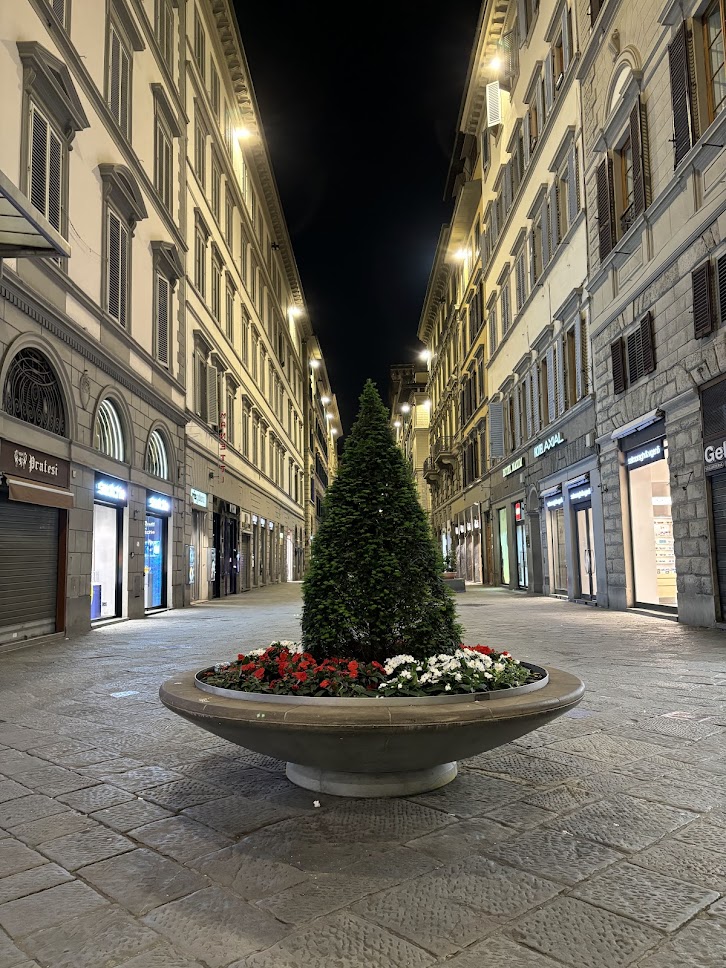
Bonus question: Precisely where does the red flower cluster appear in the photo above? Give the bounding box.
[463,644,495,655]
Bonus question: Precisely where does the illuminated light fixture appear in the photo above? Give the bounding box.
[489,54,502,71]
[331,428,338,436]
[454,248,467,260]
[325,412,333,420]
[424,398,432,408]
[420,349,432,362]
[236,126,252,140]
[310,359,321,369]
[394,420,402,428]
[288,306,302,317]
[321,395,330,404]
[400,403,411,414]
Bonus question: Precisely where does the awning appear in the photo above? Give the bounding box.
[611,409,663,441]
[0,168,71,259]
[6,477,74,509]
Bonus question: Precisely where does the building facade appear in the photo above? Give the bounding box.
[0,0,339,648]
[580,0,726,625]
[390,363,431,516]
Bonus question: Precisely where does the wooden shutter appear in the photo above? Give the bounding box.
[562,6,571,70]
[531,367,540,431]
[108,211,121,321]
[668,22,695,168]
[640,311,655,374]
[630,100,648,216]
[692,263,714,338]
[489,400,504,457]
[525,373,533,438]
[120,44,130,137]
[550,183,560,250]
[544,52,554,112]
[596,157,615,260]
[30,106,48,216]
[51,0,66,22]
[47,129,61,231]
[556,335,566,416]
[541,199,550,267]
[109,26,121,125]
[119,221,128,328]
[527,230,536,288]
[523,110,531,167]
[513,390,521,447]
[546,345,556,421]
[575,313,584,399]
[156,274,169,365]
[567,145,578,224]
[611,338,626,393]
[517,0,527,43]
[718,253,726,323]
[207,363,219,425]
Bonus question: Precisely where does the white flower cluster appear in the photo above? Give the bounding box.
[275,640,304,654]
[213,661,231,673]
[379,648,523,693]
[383,655,416,675]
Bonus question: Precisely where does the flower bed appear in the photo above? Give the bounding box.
[198,641,539,698]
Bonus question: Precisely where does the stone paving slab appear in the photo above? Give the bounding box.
[0,584,724,968]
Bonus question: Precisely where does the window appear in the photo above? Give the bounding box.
[108,22,131,137]
[154,114,173,212]
[106,208,129,327]
[154,0,173,70]
[28,104,62,234]
[145,429,169,479]
[626,312,656,384]
[211,250,221,321]
[241,310,249,366]
[211,154,221,221]
[597,102,648,258]
[618,135,635,233]
[515,248,527,312]
[242,406,250,457]
[239,230,249,286]
[693,262,715,338]
[95,399,125,461]
[539,354,550,425]
[194,345,208,417]
[155,272,170,366]
[225,189,234,250]
[194,224,206,296]
[500,277,511,335]
[194,114,206,186]
[252,330,259,381]
[224,102,233,155]
[488,298,498,355]
[704,0,726,121]
[226,387,235,446]
[226,282,234,342]
[210,61,220,118]
[194,7,206,81]
[531,215,543,284]
[565,326,577,409]
[2,348,67,437]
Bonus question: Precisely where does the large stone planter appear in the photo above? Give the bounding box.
[159,664,585,797]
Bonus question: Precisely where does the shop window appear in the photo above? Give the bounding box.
[628,441,676,608]
[145,429,169,479]
[2,348,67,437]
[95,398,125,461]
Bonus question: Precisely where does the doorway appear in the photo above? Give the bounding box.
[575,504,597,600]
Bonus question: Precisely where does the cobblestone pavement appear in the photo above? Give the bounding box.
[1,585,725,967]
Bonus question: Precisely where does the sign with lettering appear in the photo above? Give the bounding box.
[95,474,128,506]
[502,456,524,478]
[533,432,565,458]
[0,439,70,488]
[147,491,172,516]
[190,487,208,508]
[704,440,726,475]
[626,441,664,469]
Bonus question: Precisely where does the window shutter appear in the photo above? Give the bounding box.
[692,263,714,338]
[207,363,219,425]
[120,45,130,137]
[668,22,695,168]
[611,338,626,393]
[575,313,584,399]
[596,157,614,260]
[156,274,169,366]
[523,111,531,167]
[51,0,66,22]
[513,390,521,447]
[486,81,502,126]
[536,83,545,138]
[29,107,48,216]
[640,311,655,375]
[108,211,121,321]
[528,230,536,288]
[531,367,540,431]
[562,6,571,70]
[517,0,527,43]
[47,129,62,231]
[549,183,559,250]
[109,26,121,125]
[119,222,128,328]
[630,100,648,216]
[525,373,533,438]
[544,52,554,112]
[718,254,726,323]
[547,345,556,421]
[489,400,505,457]
[541,199,550,267]
[556,335,566,416]
[567,145,578,224]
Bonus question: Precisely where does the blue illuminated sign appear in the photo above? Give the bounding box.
[95,475,128,506]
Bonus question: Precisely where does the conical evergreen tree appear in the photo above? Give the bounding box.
[302,380,462,663]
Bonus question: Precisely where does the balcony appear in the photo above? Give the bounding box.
[423,457,441,484]
[433,437,457,468]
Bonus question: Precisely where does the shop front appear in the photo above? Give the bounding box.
[544,490,567,596]
[571,481,597,601]
[189,487,208,603]
[145,489,172,611]
[213,498,240,598]
[0,439,73,645]
[704,380,726,621]
[92,474,128,621]
[453,505,482,582]
[491,455,526,590]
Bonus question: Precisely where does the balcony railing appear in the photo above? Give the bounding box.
[423,457,440,483]
[433,437,457,468]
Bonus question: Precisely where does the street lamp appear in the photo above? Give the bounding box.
[310,359,320,369]
[401,403,411,414]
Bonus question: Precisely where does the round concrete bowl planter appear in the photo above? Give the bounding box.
[159,662,585,797]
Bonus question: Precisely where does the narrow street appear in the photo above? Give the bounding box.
[0,587,725,967]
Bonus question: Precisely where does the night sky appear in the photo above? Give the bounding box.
[233,1,482,433]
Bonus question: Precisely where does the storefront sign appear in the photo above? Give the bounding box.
[704,441,726,475]
[147,491,172,516]
[546,494,564,509]
[514,501,524,522]
[626,441,664,469]
[533,432,565,458]
[1,439,70,488]
[502,456,524,478]
[95,475,128,506]
[190,487,208,508]
[569,487,592,503]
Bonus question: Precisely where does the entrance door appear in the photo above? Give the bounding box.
[213,512,221,598]
[144,514,167,610]
[710,473,726,619]
[516,521,528,589]
[575,505,597,600]
[484,514,494,584]
[549,507,568,594]
[92,503,123,619]
[498,508,510,585]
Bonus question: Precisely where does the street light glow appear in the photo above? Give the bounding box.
[321,395,330,404]
[310,358,321,369]
[394,420,401,428]
[401,403,411,414]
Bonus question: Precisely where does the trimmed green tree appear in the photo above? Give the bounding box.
[302,379,462,664]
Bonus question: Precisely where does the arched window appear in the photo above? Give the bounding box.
[2,348,67,436]
[145,429,169,479]
[94,399,125,461]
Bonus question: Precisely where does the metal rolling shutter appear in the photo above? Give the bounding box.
[0,496,59,643]
[711,474,726,620]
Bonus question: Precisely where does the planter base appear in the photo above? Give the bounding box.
[286,761,457,797]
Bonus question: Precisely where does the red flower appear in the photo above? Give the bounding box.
[347,661,359,677]
[464,644,494,655]
[319,679,330,689]
[293,671,308,683]
[253,667,265,680]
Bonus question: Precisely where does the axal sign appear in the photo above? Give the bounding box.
[533,432,565,458]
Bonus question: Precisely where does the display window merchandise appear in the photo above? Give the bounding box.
[92,474,127,621]
[498,507,510,585]
[626,439,677,610]
[145,490,171,611]
[571,484,597,601]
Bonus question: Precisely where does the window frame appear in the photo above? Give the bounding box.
[106,18,132,139]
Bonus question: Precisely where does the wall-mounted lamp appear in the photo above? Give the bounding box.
[310,359,321,370]
[321,395,330,404]
[401,403,411,414]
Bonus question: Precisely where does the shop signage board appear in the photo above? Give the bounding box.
[626,440,664,469]
[1,438,70,488]
[569,487,592,502]
[533,432,565,458]
[502,456,524,478]
[147,491,172,516]
[546,493,564,509]
[95,474,128,506]
[704,440,726,475]
[190,487,208,508]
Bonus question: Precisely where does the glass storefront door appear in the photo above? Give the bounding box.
[628,441,677,608]
[515,521,528,589]
[144,514,167,610]
[91,502,122,620]
[575,504,597,600]
[548,506,567,594]
[498,507,510,585]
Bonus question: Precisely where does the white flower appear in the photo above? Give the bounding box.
[484,672,493,680]
[246,648,267,657]
[313,800,321,808]
[494,662,506,672]
[213,662,231,673]
[444,684,452,691]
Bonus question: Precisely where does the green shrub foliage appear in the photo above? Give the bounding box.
[302,380,463,663]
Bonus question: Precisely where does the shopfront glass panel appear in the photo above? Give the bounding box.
[549,507,567,593]
[576,505,597,599]
[145,515,166,609]
[629,451,677,607]
[498,508,510,585]
[516,522,528,588]
[92,503,120,620]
